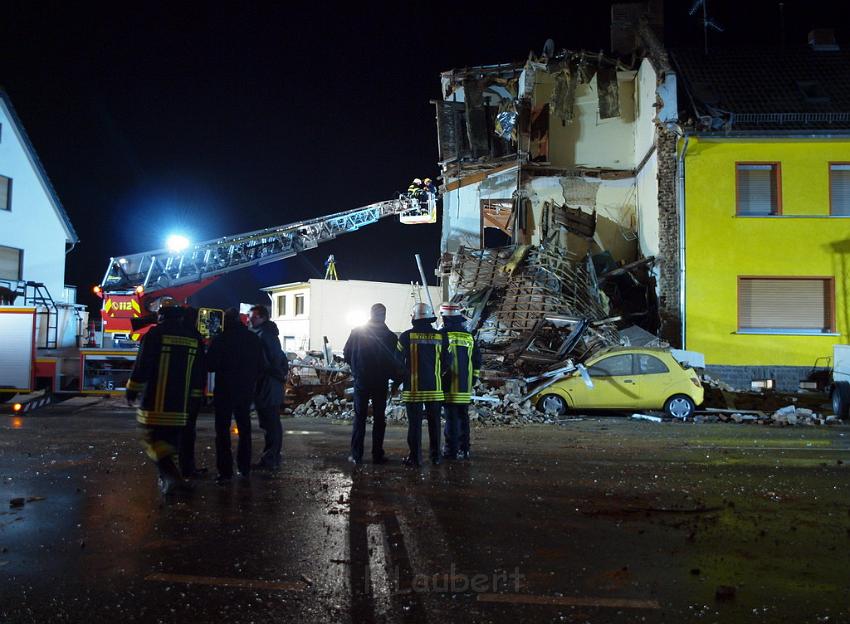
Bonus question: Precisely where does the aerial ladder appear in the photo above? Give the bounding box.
[94,195,435,338]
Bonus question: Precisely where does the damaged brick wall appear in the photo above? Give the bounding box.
[656,126,681,347]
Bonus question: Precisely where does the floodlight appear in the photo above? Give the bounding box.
[166,234,190,253]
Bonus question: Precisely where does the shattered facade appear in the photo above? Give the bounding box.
[433,5,679,373]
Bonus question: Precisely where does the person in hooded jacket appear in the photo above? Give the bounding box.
[343,303,400,465]
[250,304,289,470]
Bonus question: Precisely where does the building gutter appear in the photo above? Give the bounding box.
[677,134,690,350]
[690,131,850,139]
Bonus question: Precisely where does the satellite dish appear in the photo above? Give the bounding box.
[542,38,555,60]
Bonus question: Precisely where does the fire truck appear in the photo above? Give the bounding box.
[0,194,434,409]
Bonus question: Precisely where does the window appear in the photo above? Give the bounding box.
[0,245,22,280]
[0,175,11,211]
[736,163,781,216]
[284,336,296,351]
[588,354,633,377]
[738,277,834,333]
[294,294,305,316]
[635,354,669,375]
[276,295,286,316]
[830,164,850,216]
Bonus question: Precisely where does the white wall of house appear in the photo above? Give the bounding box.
[536,71,638,169]
[634,58,662,261]
[441,181,484,253]
[0,97,74,303]
[308,279,441,352]
[634,59,658,161]
[265,279,441,354]
[267,283,311,352]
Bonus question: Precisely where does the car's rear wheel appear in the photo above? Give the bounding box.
[537,394,568,416]
[831,381,850,419]
[664,394,695,419]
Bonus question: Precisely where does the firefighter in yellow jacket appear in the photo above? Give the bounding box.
[439,303,481,460]
[397,302,450,467]
[126,301,205,495]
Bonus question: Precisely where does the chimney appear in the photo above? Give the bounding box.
[808,28,839,51]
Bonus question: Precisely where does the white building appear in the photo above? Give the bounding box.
[0,89,84,348]
[261,279,442,353]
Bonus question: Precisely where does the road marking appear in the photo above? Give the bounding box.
[688,446,848,452]
[477,592,661,610]
[145,573,306,592]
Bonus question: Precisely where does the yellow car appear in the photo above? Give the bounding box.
[533,347,704,419]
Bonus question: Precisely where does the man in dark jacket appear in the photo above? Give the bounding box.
[343,303,400,465]
[397,302,451,467]
[250,304,289,471]
[126,302,205,495]
[206,308,264,482]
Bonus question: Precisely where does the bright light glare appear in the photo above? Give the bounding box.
[345,310,369,327]
[166,234,190,253]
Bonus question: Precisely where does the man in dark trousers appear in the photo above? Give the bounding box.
[439,303,481,460]
[250,304,288,471]
[343,303,399,465]
[178,306,207,478]
[126,300,205,495]
[397,302,451,467]
[206,308,264,483]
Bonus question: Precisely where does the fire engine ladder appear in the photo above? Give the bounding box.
[24,281,59,349]
[100,196,432,295]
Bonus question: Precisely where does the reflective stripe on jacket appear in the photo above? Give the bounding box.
[397,320,450,403]
[127,317,205,426]
[442,328,481,404]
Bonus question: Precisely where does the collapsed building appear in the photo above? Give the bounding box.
[433,2,679,372]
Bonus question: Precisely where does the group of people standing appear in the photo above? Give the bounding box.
[343,301,481,467]
[127,297,479,495]
[126,303,288,494]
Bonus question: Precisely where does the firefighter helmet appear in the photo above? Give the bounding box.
[439,302,462,317]
[413,178,422,185]
[411,302,435,320]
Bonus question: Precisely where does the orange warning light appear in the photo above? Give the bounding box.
[12,403,23,412]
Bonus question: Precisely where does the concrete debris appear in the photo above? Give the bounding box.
[703,405,836,427]
[631,413,663,423]
[290,384,562,427]
[443,243,619,373]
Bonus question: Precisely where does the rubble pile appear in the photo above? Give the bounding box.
[443,243,621,374]
[289,388,557,426]
[708,405,841,427]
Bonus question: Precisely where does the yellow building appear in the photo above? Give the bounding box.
[672,41,850,388]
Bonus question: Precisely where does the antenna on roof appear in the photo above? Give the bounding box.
[689,0,724,54]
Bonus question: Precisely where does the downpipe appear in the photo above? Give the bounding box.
[677,134,690,349]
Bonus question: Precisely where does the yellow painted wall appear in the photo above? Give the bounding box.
[684,138,850,366]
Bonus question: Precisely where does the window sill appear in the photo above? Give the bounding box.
[735,215,850,219]
[736,330,839,336]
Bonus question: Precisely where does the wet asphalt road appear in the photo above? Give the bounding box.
[1,402,849,623]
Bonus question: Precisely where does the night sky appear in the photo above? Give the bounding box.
[1,1,846,312]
